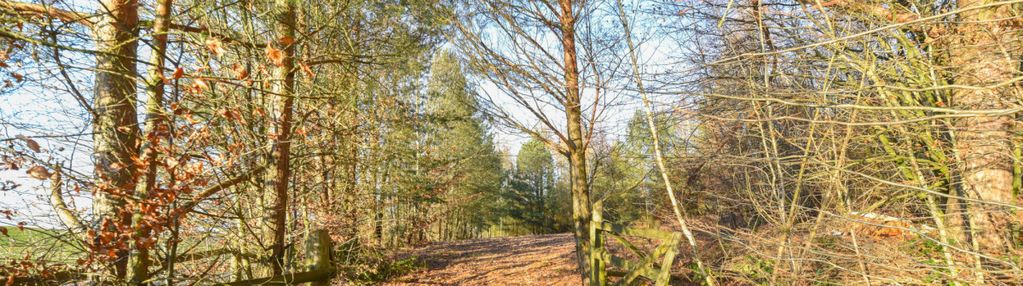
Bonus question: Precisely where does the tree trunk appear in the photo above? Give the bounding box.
[267,0,297,276]
[91,0,140,280]
[130,0,173,282]
[557,0,592,281]
[950,0,1020,256]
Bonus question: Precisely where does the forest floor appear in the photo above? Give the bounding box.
[382,233,582,285]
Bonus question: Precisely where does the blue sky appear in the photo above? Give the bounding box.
[0,0,689,228]
[470,0,687,154]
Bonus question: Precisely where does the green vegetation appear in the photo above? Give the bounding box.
[0,228,80,262]
[0,0,1021,284]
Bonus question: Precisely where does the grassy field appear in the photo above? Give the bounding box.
[0,227,83,263]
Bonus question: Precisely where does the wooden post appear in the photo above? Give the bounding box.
[654,233,682,286]
[306,229,332,286]
[587,200,686,285]
[590,201,606,286]
[218,229,332,285]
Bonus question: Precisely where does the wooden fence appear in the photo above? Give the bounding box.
[589,202,682,286]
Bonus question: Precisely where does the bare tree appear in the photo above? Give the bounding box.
[447,0,634,279]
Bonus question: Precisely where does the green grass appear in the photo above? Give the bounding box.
[0,227,83,263]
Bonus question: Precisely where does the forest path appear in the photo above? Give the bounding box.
[384,233,582,285]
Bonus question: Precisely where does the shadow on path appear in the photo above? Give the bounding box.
[384,233,581,286]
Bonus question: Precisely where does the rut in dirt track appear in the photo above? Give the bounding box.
[384,233,582,285]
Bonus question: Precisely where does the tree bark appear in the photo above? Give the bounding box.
[130,0,173,282]
[91,0,140,280]
[557,0,592,281]
[950,0,1020,256]
[267,0,297,276]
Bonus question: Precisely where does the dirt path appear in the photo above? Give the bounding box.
[384,233,582,285]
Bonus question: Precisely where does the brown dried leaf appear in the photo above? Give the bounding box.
[232,63,249,80]
[265,46,285,67]
[26,165,50,180]
[205,37,225,57]
[279,36,295,46]
[172,67,184,80]
[16,135,40,152]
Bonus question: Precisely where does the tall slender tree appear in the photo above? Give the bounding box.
[448,0,624,277]
[91,0,140,280]
[266,0,297,276]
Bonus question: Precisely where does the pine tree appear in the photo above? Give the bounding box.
[425,50,504,240]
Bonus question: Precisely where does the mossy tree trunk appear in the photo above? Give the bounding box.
[91,0,140,280]
[557,0,592,281]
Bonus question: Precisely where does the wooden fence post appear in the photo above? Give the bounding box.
[588,201,684,286]
[306,229,332,286]
[217,229,333,285]
[654,233,681,285]
[590,201,606,286]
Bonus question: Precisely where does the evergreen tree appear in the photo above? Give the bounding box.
[502,139,570,234]
[424,50,504,241]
